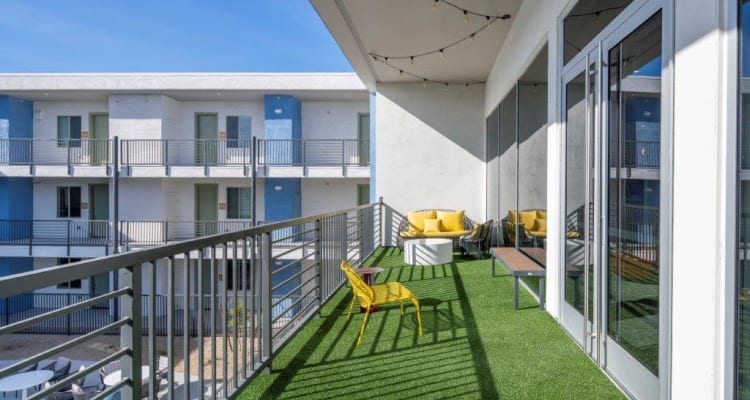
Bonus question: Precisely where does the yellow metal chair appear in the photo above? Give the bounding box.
[340,260,423,345]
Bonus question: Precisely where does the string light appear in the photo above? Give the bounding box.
[370,54,483,89]
[365,0,509,90]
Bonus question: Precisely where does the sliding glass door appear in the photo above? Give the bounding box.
[561,3,665,399]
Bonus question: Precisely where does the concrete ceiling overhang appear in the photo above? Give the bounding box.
[311,0,522,90]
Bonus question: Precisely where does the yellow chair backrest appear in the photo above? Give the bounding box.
[341,261,374,306]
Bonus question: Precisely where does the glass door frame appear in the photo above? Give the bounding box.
[558,0,674,398]
[560,51,601,361]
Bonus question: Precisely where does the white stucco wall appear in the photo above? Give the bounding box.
[32,101,108,140]
[109,95,164,140]
[176,100,265,140]
[374,83,485,229]
[301,101,368,140]
[301,178,367,217]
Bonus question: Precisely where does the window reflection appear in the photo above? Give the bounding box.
[563,0,635,64]
[738,1,750,398]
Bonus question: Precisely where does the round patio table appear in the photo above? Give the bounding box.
[0,370,54,400]
[103,366,150,387]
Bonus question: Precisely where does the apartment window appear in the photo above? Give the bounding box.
[56,258,82,289]
[57,116,82,147]
[226,116,251,148]
[227,187,251,219]
[57,187,81,218]
[226,260,251,290]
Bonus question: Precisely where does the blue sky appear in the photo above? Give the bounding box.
[0,1,353,73]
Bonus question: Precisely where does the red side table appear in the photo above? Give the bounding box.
[356,267,384,313]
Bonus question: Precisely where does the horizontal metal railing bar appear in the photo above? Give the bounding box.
[0,202,381,297]
[271,252,316,277]
[0,288,129,334]
[270,240,315,260]
[270,227,315,244]
[271,278,317,309]
[0,318,129,378]
[271,267,310,292]
[28,348,128,400]
[272,292,318,333]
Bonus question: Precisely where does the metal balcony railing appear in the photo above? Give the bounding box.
[120,220,255,247]
[0,201,384,400]
[617,140,660,168]
[0,139,112,166]
[257,139,369,166]
[0,219,111,249]
[121,139,253,166]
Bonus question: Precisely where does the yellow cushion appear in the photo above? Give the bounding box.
[400,231,422,238]
[507,209,517,223]
[533,218,547,233]
[519,211,537,229]
[437,210,464,232]
[529,230,547,238]
[423,218,443,233]
[536,210,547,220]
[406,210,436,232]
[566,230,581,238]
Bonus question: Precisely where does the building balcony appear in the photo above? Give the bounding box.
[0,138,370,178]
[0,219,111,257]
[0,202,621,399]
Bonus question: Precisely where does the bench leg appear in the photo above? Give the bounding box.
[514,277,519,310]
[539,278,546,310]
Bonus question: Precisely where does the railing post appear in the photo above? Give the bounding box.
[163,139,168,167]
[314,218,322,315]
[120,264,143,399]
[113,136,120,255]
[260,231,272,373]
[66,293,72,336]
[379,196,384,247]
[342,139,345,166]
[67,220,71,257]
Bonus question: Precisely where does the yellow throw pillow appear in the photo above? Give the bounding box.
[437,210,464,232]
[507,209,517,223]
[519,210,537,229]
[423,218,443,233]
[536,210,547,220]
[406,210,436,232]
[533,218,547,233]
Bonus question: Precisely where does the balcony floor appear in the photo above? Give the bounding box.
[239,247,624,399]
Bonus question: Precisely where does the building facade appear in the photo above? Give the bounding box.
[0,73,370,314]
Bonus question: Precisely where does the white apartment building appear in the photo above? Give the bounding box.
[0,73,370,304]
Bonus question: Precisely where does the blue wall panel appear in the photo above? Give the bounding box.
[264,178,301,223]
[0,257,34,312]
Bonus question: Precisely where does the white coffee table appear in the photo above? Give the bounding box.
[103,366,150,387]
[404,238,453,265]
[0,370,53,399]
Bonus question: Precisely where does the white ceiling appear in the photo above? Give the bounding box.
[315,0,522,85]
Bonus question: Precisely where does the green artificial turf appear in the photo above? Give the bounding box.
[238,247,625,400]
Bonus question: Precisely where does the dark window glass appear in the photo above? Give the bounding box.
[563,0,635,64]
[606,11,661,375]
[57,116,82,147]
[738,1,750,398]
[226,116,251,148]
[226,260,252,290]
[227,187,251,219]
[57,187,81,218]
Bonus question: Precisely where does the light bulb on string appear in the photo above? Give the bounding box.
[432,0,439,9]
[399,70,404,77]
[485,16,491,27]
[410,56,415,64]
[469,33,475,42]
[439,49,445,60]
[463,10,468,23]
[423,79,428,88]
[444,83,449,91]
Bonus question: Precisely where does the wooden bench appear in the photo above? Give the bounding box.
[490,247,547,310]
[489,248,583,310]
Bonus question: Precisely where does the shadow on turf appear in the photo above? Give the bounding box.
[254,249,498,400]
